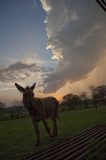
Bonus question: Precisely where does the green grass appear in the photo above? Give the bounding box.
[0,107,106,160]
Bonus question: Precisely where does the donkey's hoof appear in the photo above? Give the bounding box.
[53,135,56,138]
[51,137,54,142]
[35,143,40,146]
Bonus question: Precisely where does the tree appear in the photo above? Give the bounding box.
[89,85,106,111]
[71,94,81,110]
[0,101,5,108]
[0,102,5,115]
[89,85,98,110]
[80,92,88,108]
[12,100,22,119]
[63,93,81,110]
[63,93,74,110]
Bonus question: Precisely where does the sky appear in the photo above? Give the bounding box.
[0,0,106,105]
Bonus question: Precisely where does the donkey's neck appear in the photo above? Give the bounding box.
[23,97,35,110]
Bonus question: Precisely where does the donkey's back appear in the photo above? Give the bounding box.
[34,97,59,120]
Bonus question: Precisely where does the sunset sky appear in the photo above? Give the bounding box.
[0,0,106,105]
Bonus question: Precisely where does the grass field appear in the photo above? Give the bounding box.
[0,107,106,160]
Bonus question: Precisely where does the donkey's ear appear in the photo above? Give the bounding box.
[30,83,36,90]
[15,83,25,93]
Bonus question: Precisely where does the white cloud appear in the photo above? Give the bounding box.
[40,0,106,93]
[40,0,52,12]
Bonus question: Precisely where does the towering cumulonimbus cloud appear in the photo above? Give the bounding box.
[40,0,106,93]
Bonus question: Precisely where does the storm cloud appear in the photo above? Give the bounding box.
[40,0,106,93]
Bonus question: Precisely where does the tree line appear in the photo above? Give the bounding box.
[0,100,28,121]
[60,85,106,111]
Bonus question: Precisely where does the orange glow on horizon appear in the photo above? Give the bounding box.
[54,93,63,102]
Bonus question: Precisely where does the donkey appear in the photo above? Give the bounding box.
[15,83,59,146]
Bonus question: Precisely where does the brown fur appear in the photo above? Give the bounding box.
[15,83,59,146]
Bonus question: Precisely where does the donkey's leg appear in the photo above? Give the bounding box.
[53,117,57,137]
[33,121,40,146]
[42,120,53,141]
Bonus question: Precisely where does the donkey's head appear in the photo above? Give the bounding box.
[15,83,36,109]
